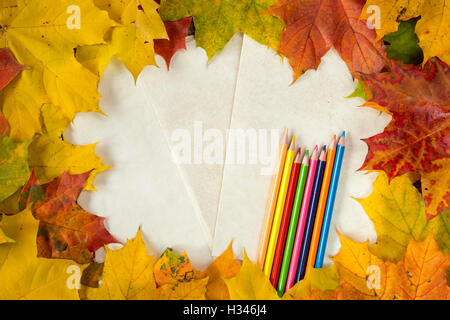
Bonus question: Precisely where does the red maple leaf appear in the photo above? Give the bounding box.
[24,172,119,264]
[267,0,387,81]
[0,48,27,90]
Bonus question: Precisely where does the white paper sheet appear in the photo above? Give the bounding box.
[65,59,213,268]
[212,36,392,265]
[138,35,243,244]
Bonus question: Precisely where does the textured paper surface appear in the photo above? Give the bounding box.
[212,36,392,265]
[65,59,212,268]
[138,35,243,243]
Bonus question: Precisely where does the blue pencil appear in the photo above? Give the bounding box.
[295,146,327,282]
[315,131,346,268]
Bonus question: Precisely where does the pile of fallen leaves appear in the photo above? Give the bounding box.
[0,0,448,300]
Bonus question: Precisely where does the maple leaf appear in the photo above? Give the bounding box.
[357,172,428,262]
[421,158,450,218]
[154,17,192,69]
[0,111,8,136]
[154,248,205,286]
[0,210,81,299]
[224,253,280,300]
[0,134,30,203]
[284,264,340,299]
[204,242,241,300]
[267,0,387,81]
[85,230,157,300]
[361,0,450,65]
[358,59,450,219]
[0,0,115,141]
[93,0,168,80]
[28,104,110,191]
[304,232,450,300]
[26,172,118,264]
[383,18,423,65]
[155,278,209,300]
[0,47,26,90]
[159,0,284,59]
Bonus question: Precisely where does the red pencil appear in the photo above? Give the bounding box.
[270,149,301,288]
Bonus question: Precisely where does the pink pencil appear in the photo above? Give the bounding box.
[286,145,319,290]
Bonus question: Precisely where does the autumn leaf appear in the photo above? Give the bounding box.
[361,0,449,65]
[80,262,104,288]
[421,158,450,218]
[284,264,340,299]
[0,210,81,299]
[0,0,114,141]
[28,104,110,191]
[204,241,241,300]
[357,172,428,262]
[430,210,450,254]
[93,0,168,80]
[159,0,284,59]
[27,172,118,264]
[86,230,156,300]
[224,253,280,300]
[155,278,209,300]
[0,227,14,244]
[358,58,450,219]
[304,232,450,300]
[383,18,424,65]
[267,0,387,81]
[154,17,192,69]
[0,47,26,91]
[0,134,30,203]
[0,111,8,135]
[154,248,205,286]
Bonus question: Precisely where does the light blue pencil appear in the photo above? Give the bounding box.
[315,131,346,268]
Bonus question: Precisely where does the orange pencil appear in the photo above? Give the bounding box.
[257,129,289,268]
[304,135,337,276]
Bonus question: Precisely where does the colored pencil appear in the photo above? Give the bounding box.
[270,149,301,288]
[295,146,327,282]
[276,150,309,296]
[286,146,319,290]
[305,135,336,276]
[263,136,296,276]
[257,129,289,268]
[315,132,346,268]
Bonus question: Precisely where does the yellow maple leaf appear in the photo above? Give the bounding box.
[284,264,340,300]
[360,0,449,64]
[86,229,156,300]
[0,0,114,141]
[205,241,241,300]
[93,0,168,80]
[422,158,450,218]
[0,209,81,299]
[224,253,280,300]
[357,172,428,262]
[28,104,110,191]
[155,277,209,300]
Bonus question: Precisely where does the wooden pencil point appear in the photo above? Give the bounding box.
[289,136,295,150]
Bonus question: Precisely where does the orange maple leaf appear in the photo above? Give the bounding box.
[303,232,450,300]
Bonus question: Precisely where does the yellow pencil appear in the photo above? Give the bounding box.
[264,136,296,276]
[257,129,289,268]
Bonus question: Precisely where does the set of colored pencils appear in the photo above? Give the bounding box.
[257,129,346,297]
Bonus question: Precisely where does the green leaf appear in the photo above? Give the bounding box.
[346,81,367,100]
[159,0,284,59]
[0,135,31,203]
[383,18,424,65]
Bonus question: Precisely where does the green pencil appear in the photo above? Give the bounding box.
[277,150,310,296]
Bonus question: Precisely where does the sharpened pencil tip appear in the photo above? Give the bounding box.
[342,130,346,137]
[314,145,318,151]
[323,145,326,151]
[305,149,309,156]
[289,136,295,150]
